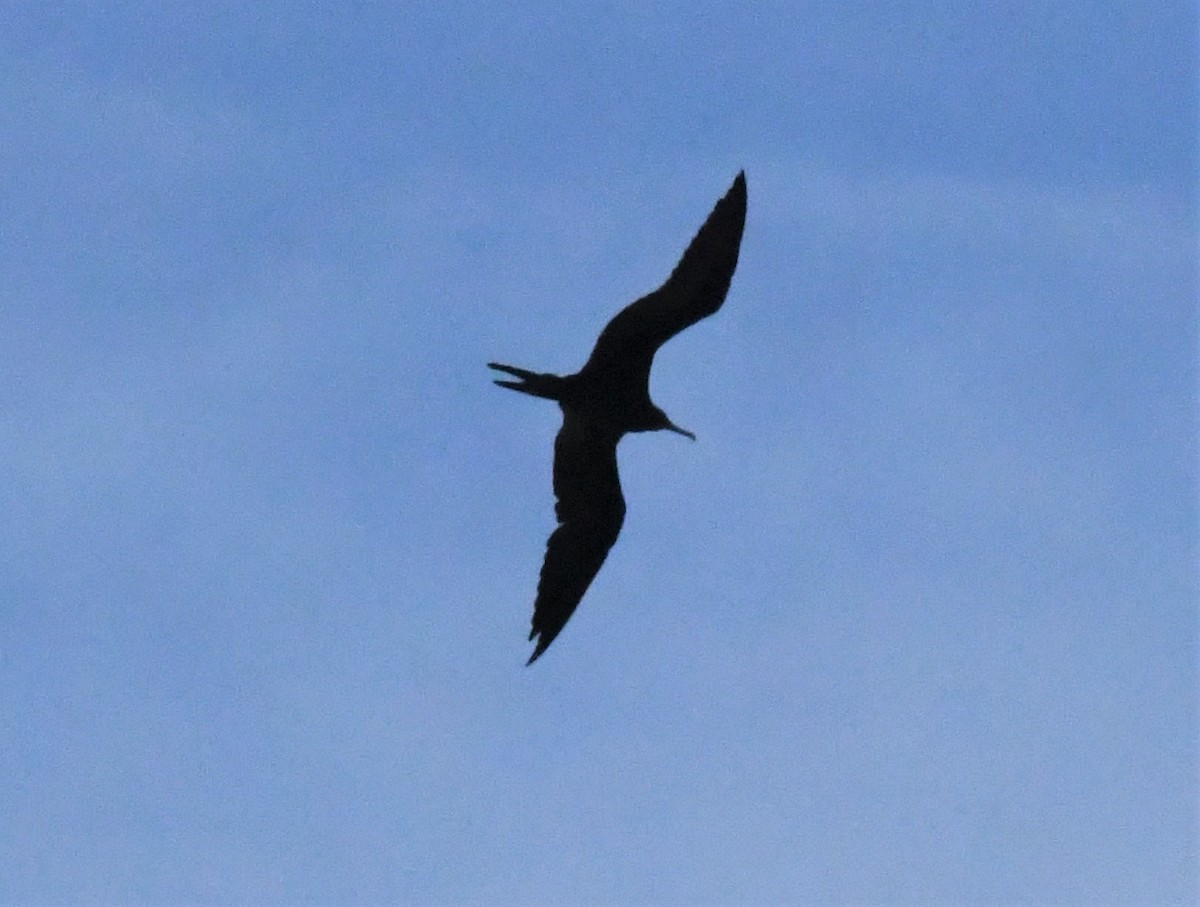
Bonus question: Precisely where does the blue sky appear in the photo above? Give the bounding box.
[2,3,1195,904]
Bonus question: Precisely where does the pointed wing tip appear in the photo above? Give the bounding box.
[526,625,546,665]
[526,639,547,666]
[724,171,747,212]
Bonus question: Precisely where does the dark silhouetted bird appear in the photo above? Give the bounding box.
[490,171,747,664]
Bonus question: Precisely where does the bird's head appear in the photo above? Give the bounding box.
[651,406,696,441]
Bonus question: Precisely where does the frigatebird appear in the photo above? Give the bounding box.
[490,171,747,664]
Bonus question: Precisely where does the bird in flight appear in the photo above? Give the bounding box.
[490,171,747,664]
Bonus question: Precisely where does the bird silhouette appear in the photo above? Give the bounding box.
[490,171,747,664]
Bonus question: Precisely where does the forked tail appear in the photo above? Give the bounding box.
[487,362,566,401]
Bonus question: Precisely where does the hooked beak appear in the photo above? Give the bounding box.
[665,421,696,441]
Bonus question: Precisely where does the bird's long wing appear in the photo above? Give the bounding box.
[527,412,626,664]
[580,171,747,386]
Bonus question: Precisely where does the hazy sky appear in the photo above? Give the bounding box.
[2,4,1196,904]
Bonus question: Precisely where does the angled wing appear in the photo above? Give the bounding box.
[527,411,626,664]
[580,171,747,385]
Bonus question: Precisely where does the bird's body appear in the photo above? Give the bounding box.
[491,171,747,664]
